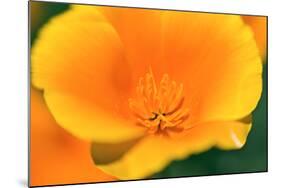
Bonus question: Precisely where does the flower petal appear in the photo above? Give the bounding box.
[198,116,252,150]
[44,91,146,143]
[32,8,145,142]
[73,5,164,83]
[94,119,251,179]
[158,12,262,123]
[30,88,115,186]
[243,16,267,58]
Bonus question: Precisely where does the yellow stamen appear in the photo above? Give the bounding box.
[129,69,190,134]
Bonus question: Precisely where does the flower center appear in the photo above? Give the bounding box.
[129,69,190,135]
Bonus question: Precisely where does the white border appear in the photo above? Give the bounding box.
[1,0,280,187]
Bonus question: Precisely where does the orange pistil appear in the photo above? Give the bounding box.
[129,69,190,134]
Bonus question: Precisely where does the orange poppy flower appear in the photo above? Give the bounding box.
[31,5,262,180]
[243,16,267,58]
[30,88,115,186]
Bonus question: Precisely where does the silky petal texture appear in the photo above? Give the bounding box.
[243,16,267,58]
[72,7,262,123]
[44,91,145,142]
[95,120,252,179]
[32,9,146,142]
[73,5,164,83]
[156,12,262,124]
[30,88,115,186]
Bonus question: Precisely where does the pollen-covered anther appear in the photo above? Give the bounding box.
[129,70,190,134]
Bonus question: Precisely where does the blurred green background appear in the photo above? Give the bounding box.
[30,1,267,180]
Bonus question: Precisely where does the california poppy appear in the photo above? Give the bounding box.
[31,5,262,180]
